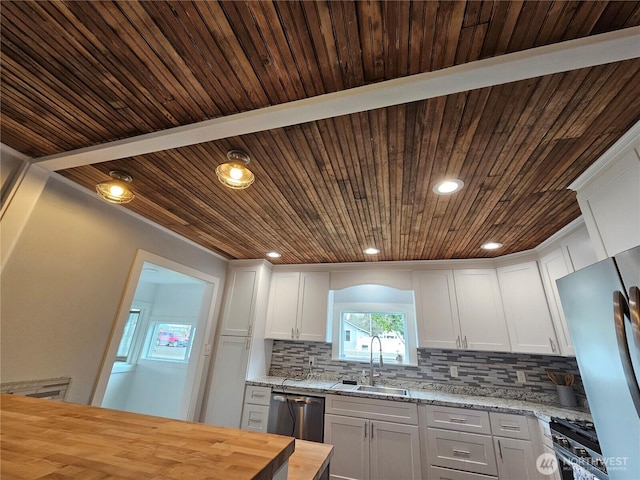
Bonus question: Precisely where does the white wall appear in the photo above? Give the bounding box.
[0,175,228,404]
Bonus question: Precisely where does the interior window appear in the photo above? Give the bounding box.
[115,309,141,362]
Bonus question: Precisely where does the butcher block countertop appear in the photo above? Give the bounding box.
[288,440,333,480]
[0,394,294,480]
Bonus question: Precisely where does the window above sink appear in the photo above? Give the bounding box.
[328,284,418,366]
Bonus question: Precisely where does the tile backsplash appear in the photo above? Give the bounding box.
[268,340,585,406]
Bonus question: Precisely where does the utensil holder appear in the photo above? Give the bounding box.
[556,385,577,407]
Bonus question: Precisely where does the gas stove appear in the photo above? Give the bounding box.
[550,418,608,480]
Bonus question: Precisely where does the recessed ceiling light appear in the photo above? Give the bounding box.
[363,247,380,255]
[433,179,464,195]
[266,251,281,258]
[481,242,503,250]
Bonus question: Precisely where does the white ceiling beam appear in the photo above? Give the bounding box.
[34,26,640,172]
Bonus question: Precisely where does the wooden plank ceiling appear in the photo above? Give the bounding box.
[2,1,640,263]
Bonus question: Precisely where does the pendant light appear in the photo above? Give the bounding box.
[96,171,135,204]
[216,150,255,190]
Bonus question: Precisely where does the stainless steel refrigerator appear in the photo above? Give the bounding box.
[557,245,640,479]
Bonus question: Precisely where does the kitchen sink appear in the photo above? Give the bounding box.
[355,385,408,396]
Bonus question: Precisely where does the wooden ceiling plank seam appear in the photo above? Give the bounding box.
[355,0,377,82]
[462,0,483,29]
[417,0,439,74]
[429,0,455,72]
[193,1,271,108]
[298,126,361,262]
[407,0,427,76]
[95,1,204,125]
[329,1,365,90]
[367,109,393,259]
[533,0,571,46]
[218,1,291,106]
[36,1,184,133]
[350,111,385,251]
[624,3,640,27]
[68,1,184,126]
[594,1,640,34]
[329,115,376,254]
[3,57,116,151]
[116,1,216,120]
[414,96,448,259]
[246,1,308,100]
[0,115,62,155]
[442,0,467,69]
[15,2,158,132]
[0,29,142,144]
[480,0,522,57]
[301,0,344,94]
[390,104,406,260]
[132,2,237,115]
[562,1,608,40]
[276,2,326,98]
[505,1,548,53]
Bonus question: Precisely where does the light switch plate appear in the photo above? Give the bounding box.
[308,356,316,367]
[516,371,527,383]
[450,365,458,378]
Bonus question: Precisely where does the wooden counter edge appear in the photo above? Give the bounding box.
[288,439,334,480]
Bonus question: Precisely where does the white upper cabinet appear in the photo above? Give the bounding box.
[219,265,260,336]
[265,271,329,341]
[453,269,511,352]
[497,262,559,355]
[572,136,640,259]
[413,270,461,349]
[538,249,575,356]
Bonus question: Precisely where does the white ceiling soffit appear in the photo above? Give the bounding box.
[34,26,640,172]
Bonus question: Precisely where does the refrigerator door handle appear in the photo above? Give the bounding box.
[613,290,640,416]
[628,286,640,353]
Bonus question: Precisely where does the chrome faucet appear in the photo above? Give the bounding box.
[369,335,383,385]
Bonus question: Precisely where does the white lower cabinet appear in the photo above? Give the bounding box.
[425,406,542,480]
[324,395,421,480]
[240,385,271,433]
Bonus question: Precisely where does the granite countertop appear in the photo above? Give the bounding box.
[247,376,592,422]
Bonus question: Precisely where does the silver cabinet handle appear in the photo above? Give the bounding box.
[456,336,461,348]
[245,337,250,350]
[498,439,503,460]
[364,423,367,439]
[370,423,374,439]
[463,336,468,349]
[296,327,300,339]
[291,328,294,339]
[450,417,467,424]
[248,324,252,336]
[501,424,520,431]
[549,337,557,353]
[453,449,471,457]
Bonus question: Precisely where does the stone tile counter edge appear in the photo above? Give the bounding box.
[246,376,592,422]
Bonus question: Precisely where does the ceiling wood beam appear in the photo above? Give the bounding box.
[33,26,640,172]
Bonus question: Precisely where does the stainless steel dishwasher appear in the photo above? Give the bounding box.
[266,392,325,442]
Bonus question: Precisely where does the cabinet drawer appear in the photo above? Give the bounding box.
[240,403,270,432]
[325,394,418,425]
[427,427,497,476]
[244,385,271,406]
[426,405,491,434]
[489,412,530,440]
[429,466,497,480]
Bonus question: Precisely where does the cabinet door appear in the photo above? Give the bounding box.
[497,262,559,354]
[413,270,461,349]
[240,403,270,433]
[324,414,369,480]
[219,268,258,336]
[370,421,421,480]
[265,272,301,340]
[453,269,511,352]
[202,336,250,427]
[494,437,537,480]
[297,271,329,342]
[538,249,574,356]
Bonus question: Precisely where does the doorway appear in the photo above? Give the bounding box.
[92,250,220,421]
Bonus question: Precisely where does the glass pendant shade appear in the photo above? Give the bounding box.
[96,171,135,204]
[216,150,255,190]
